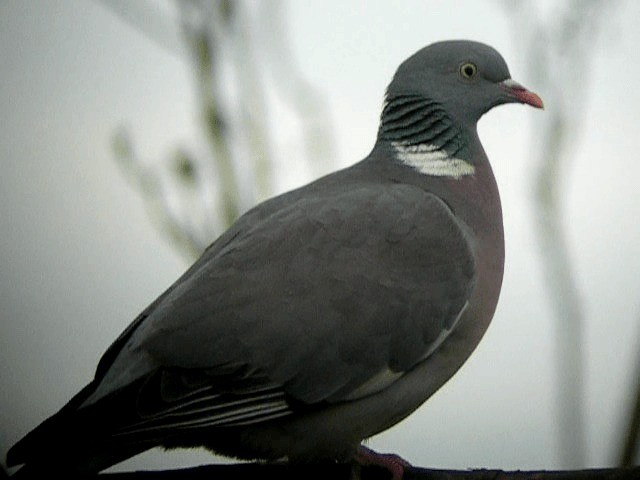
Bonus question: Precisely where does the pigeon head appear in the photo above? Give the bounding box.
[377,40,542,176]
[385,40,543,126]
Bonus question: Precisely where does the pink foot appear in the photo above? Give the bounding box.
[354,445,412,480]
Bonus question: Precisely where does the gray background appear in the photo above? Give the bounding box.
[1,0,639,473]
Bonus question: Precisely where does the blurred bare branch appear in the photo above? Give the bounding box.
[178,0,243,233]
[102,0,336,260]
[112,128,205,259]
[503,0,615,468]
[619,324,640,465]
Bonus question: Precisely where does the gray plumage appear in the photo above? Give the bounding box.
[7,40,542,475]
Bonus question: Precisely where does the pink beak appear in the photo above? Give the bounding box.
[500,79,544,109]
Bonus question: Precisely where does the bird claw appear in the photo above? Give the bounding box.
[353,445,411,480]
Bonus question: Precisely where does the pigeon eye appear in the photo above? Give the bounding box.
[460,62,478,79]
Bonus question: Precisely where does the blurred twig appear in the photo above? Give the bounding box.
[179,0,243,231]
[112,129,205,259]
[102,0,335,260]
[619,323,640,465]
[504,0,613,468]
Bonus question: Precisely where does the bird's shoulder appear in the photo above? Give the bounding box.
[216,170,471,254]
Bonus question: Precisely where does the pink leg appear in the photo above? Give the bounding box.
[354,445,412,480]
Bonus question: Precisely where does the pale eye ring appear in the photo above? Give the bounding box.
[459,62,478,79]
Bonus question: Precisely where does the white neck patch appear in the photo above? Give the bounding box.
[392,142,475,179]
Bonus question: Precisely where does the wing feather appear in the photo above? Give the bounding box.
[86,180,475,438]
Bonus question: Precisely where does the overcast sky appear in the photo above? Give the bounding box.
[1,0,639,473]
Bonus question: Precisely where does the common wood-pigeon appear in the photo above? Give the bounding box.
[7,40,543,477]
